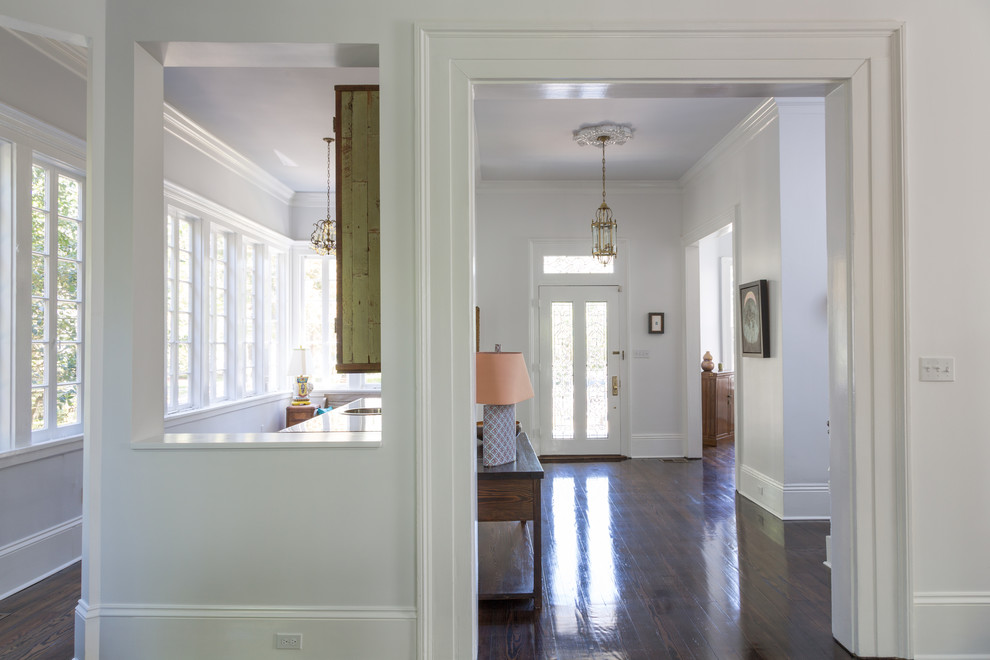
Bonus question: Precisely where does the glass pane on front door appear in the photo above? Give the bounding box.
[551,302,574,439]
[586,301,608,438]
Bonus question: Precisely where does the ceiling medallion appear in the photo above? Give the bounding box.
[573,123,634,147]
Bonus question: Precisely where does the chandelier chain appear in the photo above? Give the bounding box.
[601,137,607,205]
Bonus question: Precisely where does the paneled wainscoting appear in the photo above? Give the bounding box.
[479,443,851,659]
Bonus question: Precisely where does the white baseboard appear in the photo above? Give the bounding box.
[782,482,830,520]
[630,433,684,458]
[914,593,990,659]
[737,464,784,518]
[74,602,417,660]
[738,467,830,521]
[0,516,81,601]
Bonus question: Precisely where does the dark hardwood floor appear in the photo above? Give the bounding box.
[479,443,853,660]
[2,443,846,659]
[0,562,78,660]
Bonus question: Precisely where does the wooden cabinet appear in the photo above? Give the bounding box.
[285,405,316,429]
[335,85,381,373]
[702,371,734,446]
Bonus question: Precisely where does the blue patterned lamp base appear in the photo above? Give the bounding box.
[483,403,517,466]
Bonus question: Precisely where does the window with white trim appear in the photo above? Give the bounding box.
[0,105,86,452]
[242,242,259,396]
[165,209,196,413]
[264,250,284,393]
[209,228,229,402]
[30,159,84,442]
[163,194,289,417]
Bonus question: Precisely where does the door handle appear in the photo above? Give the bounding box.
[612,376,619,396]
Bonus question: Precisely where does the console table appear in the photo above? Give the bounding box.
[477,432,544,608]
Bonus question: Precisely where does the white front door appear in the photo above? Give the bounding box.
[538,285,621,455]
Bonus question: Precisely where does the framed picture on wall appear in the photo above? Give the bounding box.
[648,312,664,334]
[738,279,770,358]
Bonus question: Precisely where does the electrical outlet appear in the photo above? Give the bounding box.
[919,357,954,382]
[275,633,302,650]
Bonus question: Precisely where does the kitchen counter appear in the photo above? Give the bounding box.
[281,397,382,433]
[134,397,382,449]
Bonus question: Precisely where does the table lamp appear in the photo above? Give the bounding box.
[287,347,313,405]
[476,345,534,466]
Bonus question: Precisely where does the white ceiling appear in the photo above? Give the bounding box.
[161,55,831,194]
[474,96,766,182]
[164,67,379,192]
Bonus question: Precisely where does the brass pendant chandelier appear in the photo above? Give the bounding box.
[575,123,632,265]
[310,136,336,255]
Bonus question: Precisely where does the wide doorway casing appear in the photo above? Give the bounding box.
[416,24,908,660]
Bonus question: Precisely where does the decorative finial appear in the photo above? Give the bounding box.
[701,351,715,372]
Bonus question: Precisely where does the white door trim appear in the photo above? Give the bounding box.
[416,23,909,660]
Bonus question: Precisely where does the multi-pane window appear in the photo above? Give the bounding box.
[163,198,288,417]
[265,251,283,393]
[209,229,229,401]
[165,210,195,413]
[30,161,83,439]
[300,254,379,390]
[243,242,258,395]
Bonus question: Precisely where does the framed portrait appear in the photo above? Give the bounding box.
[648,312,664,334]
[738,280,770,358]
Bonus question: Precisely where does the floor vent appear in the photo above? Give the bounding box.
[660,457,690,463]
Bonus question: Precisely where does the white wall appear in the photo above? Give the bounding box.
[0,443,82,599]
[1,1,989,658]
[0,29,85,139]
[163,394,292,434]
[476,183,684,457]
[778,99,830,520]
[683,100,831,521]
[683,102,786,513]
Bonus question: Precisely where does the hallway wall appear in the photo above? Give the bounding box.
[476,183,684,457]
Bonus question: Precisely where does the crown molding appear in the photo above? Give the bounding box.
[678,98,778,188]
[0,101,85,167]
[164,181,293,249]
[164,103,295,206]
[291,192,329,208]
[2,27,86,79]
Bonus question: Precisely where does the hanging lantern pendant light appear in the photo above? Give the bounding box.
[310,136,336,255]
[592,134,618,265]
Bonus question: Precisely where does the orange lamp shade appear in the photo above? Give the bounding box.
[476,351,534,405]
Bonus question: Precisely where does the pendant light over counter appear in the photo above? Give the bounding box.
[310,136,336,256]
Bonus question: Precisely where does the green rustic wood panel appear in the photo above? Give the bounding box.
[335,86,381,372]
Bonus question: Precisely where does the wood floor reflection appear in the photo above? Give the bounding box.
[478,443,853,660]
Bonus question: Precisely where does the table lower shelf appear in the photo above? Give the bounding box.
[478,520,537,602]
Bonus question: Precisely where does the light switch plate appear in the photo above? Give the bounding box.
[633,349,650,359]
[919,357,954,382]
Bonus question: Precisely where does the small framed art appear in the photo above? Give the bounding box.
[739,279,770,358]
[648,312,665,334]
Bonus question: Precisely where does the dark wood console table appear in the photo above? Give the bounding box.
[477,432,544,608]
